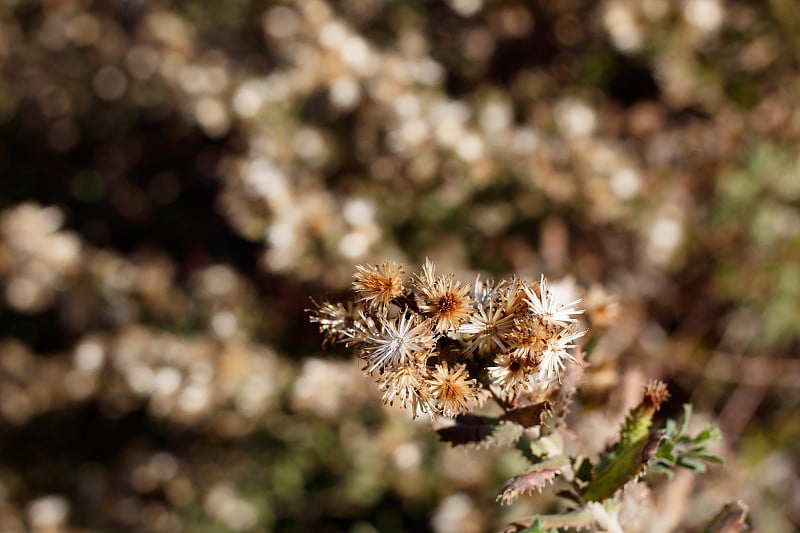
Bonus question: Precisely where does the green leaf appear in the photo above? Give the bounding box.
[696,426,722,442]
[694,453,724,464]
[649,464,675,478]
[651,404,724,478]
[663,418,677,437]
[678,404,692,436]
[583,430,664,502]
[677,457,708,473]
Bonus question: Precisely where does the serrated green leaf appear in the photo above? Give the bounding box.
[620,406,655,447]
[497,455,570,505]
[583,430,663,502]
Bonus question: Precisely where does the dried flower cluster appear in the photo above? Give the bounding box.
[312,264,734,533]
[311,260,585,418]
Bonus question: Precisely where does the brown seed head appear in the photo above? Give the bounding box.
[427,362,479,418]
[415,265,473,333]
[643,379,670,410]
[352,262,405,311]
[505,314,550,363]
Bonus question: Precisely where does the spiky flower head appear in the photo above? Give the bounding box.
[643,379,670,410]
[488,354,533,399]
[501,276,529,315]
[414,259,473,333]
[358,311,436,374]
[308,300,354,347]
[458,301,515,355]
[377,362,432,418]
[427,362,480,418]
[352,262,405,312]
[533,326,585,386]
[504,313,552,363]
[522,274,584,327]
[491,275,587,391]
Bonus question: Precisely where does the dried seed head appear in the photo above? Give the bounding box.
[308,300,353,347]
[427,362,479,418]
[414,260,473,333]
[353,262,405,312]
[505,314,551,363]
[488,354,533,398]
[643,379,670,410]
[359,312,436,374]
[522,274,583,327]
[377,362,431,418]
[458,302,514,355]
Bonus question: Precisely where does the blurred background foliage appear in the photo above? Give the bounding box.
[0,0,798,531]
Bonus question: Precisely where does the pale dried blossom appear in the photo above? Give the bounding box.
[377,362,431,417]
[308,300,354,347]
[414,259,474,333]
[522,274,584,327]
[535,327,585,386]
[487,354,531,397]
[458,302,514,355]
[501,276,529,315]
[505,313,553,363]
[426,362,480,418]
[359,311,436,374]
[585,284,620,328]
